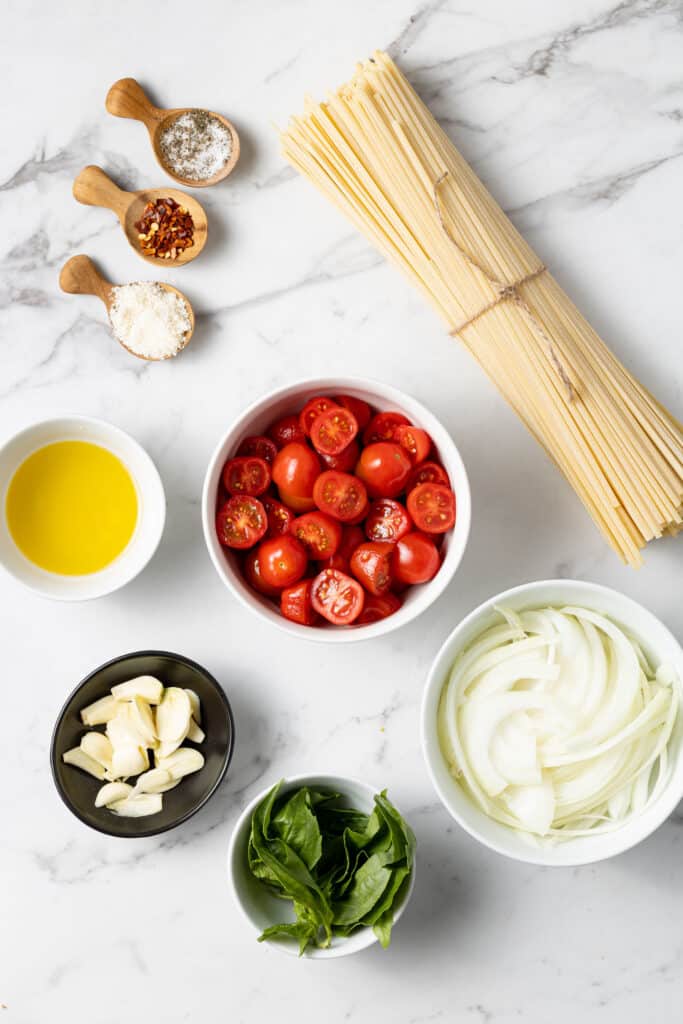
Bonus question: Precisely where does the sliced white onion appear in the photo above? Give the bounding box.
[438,605,679,842]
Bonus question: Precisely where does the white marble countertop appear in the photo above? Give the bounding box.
[2,1,683,1020]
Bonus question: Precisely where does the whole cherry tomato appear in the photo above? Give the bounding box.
[267,415,306,449]
[272,442,321,512]
[262,496,295,537]
[355,442,412,498]
[337,395,372,431]
[258,535,308,588]
[320,440,360,473]
[356,591,402,625]
[392,531,440,584]
[243,548,282,597]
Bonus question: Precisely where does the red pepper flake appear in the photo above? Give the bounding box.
[134,197,195,260]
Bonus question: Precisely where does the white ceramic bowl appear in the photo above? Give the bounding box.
[202,377,470,642]
[0,416,166,600]
[228,773,415,958]
[421,579,683,866]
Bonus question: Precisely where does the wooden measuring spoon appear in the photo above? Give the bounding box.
[72,166,208,267]
[106,78,240,187]
[59,255,194,361]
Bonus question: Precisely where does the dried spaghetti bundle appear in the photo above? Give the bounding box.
[281,51,683,566]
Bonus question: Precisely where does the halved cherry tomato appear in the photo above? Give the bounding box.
[311,568,365,625]
[320,440,360,473]
[350,541,394,596]
[243,548,282,597]
[263,496,295,537]
[258,535,308,588]
[222,456,271,497]
[406,461,450,492]
[216,496,267,550]
[310,407,358,457]
[363,411,410,445]
[392,531,440,584]
[407,483,456,534]
[322,524,365,572]
[355,442,412,498]
[394,425,432,465]
[313,471,368,522]
[299,396,339,435]
[356,591,402,625]
[338,395,372,431]
[281,578,318,625]
[236,435,278,465]
[291,511,342,559]
[365,498,412,543]
[272,442,321,512]
[268,414,306,449]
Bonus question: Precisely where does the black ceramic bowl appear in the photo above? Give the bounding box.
[50,651,235,837]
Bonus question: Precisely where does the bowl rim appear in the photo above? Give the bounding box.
[227,772,416,959]
[0,415,166,602]
[421,578,683,867]
[201,375,471,644]
[50,649,235,838]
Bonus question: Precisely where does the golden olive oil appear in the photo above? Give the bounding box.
[5,440,138,575]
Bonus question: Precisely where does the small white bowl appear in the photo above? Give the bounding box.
[0,416,166,600]
[228,773,416,959]
[421,579,683,867]
[202,377,471,642]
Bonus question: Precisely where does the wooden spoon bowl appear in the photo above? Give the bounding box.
[72,166,208,267]
[59,255,194,361]
[106,78,240,187]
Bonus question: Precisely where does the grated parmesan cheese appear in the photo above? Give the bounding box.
[109,282,191,360]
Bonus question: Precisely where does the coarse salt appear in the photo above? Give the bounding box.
[109,282,191,360]
[158,110,233,182]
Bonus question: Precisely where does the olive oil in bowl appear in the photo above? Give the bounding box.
[6,440,138,575]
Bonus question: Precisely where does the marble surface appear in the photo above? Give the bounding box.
[2,1,683,1020]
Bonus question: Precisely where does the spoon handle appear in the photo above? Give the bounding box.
[73,165,130,219]
[106,78,165,130]
[59,255,113,307]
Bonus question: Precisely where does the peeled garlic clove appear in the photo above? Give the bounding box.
[107,705,147,751]
[156,738,183,761]
[80,695,118,727]
[95,782,133,807]
[184,688,201,724]
[133,768,173,794]
[109,793,163,817]
[129,696,157,747]
[111,675,164,705]
[156,747,204,780]
[187,719,205,744]
[63,747,106,780]
[111,745,149,779]
[80,731,113,770]
[156,687,192,743]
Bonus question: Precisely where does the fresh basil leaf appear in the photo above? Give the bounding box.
[331,852,392,926]
[271,788,323,871]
